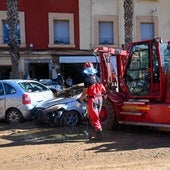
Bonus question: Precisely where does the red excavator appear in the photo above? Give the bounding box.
[94,37,170,130]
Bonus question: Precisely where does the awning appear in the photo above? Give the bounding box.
[59,55,117,73]
[59,56,99,63]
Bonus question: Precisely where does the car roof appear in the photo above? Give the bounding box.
[0,79,38,83]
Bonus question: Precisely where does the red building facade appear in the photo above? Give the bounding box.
[0,0,80,49]
[0,0,90,83]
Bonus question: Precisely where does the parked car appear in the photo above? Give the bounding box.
[0,79,55,124]
[33,93,87,127]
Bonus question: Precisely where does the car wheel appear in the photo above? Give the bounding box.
[63,111,80,127]
[100,98,119,130]
[6,108,24,124]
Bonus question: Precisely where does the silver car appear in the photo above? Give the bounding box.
[34,93,87,127]
[0,79,55,124]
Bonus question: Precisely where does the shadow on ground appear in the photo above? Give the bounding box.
[0,120,170,152]
[0,120,88,146]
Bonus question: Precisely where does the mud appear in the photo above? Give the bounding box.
[0,120,170,170]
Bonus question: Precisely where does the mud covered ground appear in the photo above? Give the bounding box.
[0,120,170,170]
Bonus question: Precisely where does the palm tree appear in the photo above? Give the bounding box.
[123,0,134,49]
[6,0,20,79]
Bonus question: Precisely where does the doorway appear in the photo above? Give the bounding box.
[28,63,49,80]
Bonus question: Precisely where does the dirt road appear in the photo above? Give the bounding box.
[0,121,170,170]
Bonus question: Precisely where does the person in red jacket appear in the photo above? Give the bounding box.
[78,62,107,140]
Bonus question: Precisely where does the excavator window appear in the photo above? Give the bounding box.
[124,39,170,98]
[125,43,150,96]
[162,41,170,92]
[162,42,170,72]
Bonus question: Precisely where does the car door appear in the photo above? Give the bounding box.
[0,82,6,119]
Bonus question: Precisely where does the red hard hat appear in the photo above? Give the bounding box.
[84,62,94,69]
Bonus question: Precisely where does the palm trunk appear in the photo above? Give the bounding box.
[124,0,134,49]
[6,0,20,79]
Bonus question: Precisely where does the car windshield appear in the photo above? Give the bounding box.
[18,81,49,92]
[39,79,53,85]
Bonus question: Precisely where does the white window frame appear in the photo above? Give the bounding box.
[48,13,75,48]
[136,16,158,41]
[94,15,118,48]
[0,11,26,47]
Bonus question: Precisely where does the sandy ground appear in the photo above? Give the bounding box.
[0,120,170,170]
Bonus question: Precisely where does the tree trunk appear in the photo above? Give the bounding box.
[6,0,20,79]
[124,0,134,49]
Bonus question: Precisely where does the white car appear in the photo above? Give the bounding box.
[0,79,55,124]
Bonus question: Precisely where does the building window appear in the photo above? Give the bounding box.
[0,11,26,47]
[48,13,75,48]
[3,21,21,44]
[94,15,118,48]
[54,20,70,44]
[136,16,158,41]
[140,23,154,40]
[99,21,114,45]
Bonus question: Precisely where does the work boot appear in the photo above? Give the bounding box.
[89,129,102,141]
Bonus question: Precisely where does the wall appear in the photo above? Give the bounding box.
[79,0,170,50]
[0,0,79,50]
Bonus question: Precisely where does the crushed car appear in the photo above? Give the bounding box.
[33,93,87,127]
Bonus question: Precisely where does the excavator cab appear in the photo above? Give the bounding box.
[94,38,170,129]
[123,38,170,101]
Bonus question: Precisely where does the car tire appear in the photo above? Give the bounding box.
[6,108,24,124]
[62,111,80,127]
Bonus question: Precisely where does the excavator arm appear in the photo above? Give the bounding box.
[94,47,127,91]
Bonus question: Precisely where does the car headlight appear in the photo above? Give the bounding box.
[46,104,67,112]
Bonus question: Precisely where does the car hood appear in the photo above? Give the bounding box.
[36,93,81,109]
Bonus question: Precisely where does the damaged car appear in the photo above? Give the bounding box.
[33,93,87,127]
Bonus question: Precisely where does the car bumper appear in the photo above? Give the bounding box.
[33,108,64,126]
[19,105,36,119]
